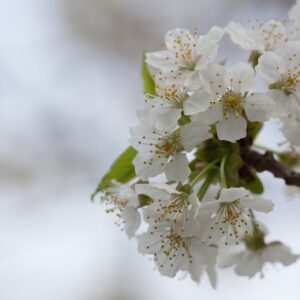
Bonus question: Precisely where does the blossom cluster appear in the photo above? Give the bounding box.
[97,2,300,286]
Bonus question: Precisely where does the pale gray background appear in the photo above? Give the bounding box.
[0,0,300,299]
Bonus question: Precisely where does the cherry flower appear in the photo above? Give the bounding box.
[256,41,300,102]
[184,62,275,142]
[135,183,199,236]
[144,72,206,130]
[199,187,274,245]
[146,27,224,89]
[129,123,211,181]
[256,41,300,144]
[137,218,218,286]
[227,19,287,53]
[220,240,299,278]
[102,182,141,238]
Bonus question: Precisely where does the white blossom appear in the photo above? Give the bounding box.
[256,41,300,109]
[137,218,218,286]
[220,242,299,278]
[146,27,224,89]
[227,19,287,53]
[256,41,300,145]
[129,123,211,181]
[184,62,274,142]
[144,72,206,130]
[102,182,141,238]
[135,183,200,236]
[199,187,274,245]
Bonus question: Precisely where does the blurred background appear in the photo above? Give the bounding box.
[1,0,300,299]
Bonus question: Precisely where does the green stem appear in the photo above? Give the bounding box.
[249,209,259,235]
[197,169,218,201]
[190,159,220,187]
[220,154,229,188]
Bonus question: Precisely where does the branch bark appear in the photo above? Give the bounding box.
[241,148,300,187]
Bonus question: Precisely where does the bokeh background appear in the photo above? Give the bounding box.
[1,0,300,299]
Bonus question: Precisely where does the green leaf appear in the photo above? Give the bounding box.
[142,53,155,96]
[91,147,137,200]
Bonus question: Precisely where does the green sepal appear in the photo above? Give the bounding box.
[247,121,262,142]
[91,147,137,200]
[248,50,261,68]
[138,194,153,207]
[244,230,266,251]
[178,184,192,195]
[178,113,191,126]
[142,52,155,96]
[278,152,300,167]
[239,166,264,194]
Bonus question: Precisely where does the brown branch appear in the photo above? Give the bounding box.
[241,149,300,187]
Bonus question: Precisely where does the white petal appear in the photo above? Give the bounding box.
[200,63,226,96]
[258,20,287,52]
[281,103,300,146]
[244,93,275,122]
[180,120,212,152]
[225,63,255,92]
[136,107,151,124]
[195,26,224,67]
[198,200,220,215]
[265,243,299,265]
[219,187,249,202]
[240,197,274,213]
[165,28,195,52]
[226,21,263,51]
[234,250,264,278]
[256,52,283,83]
[216,114,247,142]
[183,89,212,115]
[268,90,290,118]
[133,155,166,180]
[135,184,169,200]
[137,231,162,254]
[219,252,243,268]
[193,102,223,125]
[165,153,191,182]
[150,107,182,130]
[183,70,202,90]
[146,51,175,72]
[206,264,218,289]
[122,207,141,238]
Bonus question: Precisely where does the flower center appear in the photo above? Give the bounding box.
[155,83,187,108]
[155,132,182,157]
[219,200,242,224]
[221,91,243,116]
[270,72,300,96]
[169,32,197,69]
